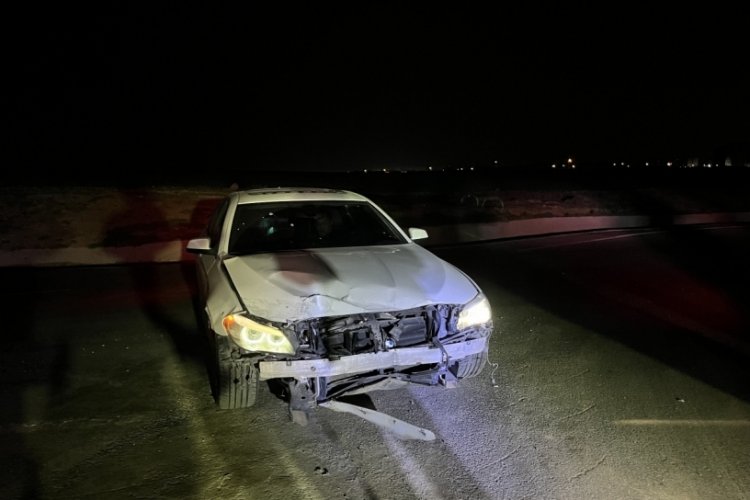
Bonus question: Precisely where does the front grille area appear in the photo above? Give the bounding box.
[293,304,454,358]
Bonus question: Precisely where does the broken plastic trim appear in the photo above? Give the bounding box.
[320,400,436,441]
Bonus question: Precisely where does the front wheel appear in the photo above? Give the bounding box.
[211,333,259,409]
[454,350,488,379]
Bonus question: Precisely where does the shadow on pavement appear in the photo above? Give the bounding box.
[0,267,54,499]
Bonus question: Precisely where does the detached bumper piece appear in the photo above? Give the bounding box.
[258,337,488,380]
[319,400,436,441]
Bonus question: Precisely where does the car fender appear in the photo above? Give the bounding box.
[205,256,245,335]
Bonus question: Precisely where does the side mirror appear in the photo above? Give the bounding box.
[408,228,428,241]
[186,237,212,254]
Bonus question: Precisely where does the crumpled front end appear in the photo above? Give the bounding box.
[255,302,492,414]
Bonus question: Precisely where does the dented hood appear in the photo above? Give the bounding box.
[223,244,479,323]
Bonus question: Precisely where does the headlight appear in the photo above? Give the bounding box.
[222,313,296,354]
[457,294,492,330]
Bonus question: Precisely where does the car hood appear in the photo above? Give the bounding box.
[223,244,479,323]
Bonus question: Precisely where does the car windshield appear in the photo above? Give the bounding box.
[228,201,407,254]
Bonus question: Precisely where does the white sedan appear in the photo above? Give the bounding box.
[186,187,492,430]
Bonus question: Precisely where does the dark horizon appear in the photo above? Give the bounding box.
[6,5,749,179]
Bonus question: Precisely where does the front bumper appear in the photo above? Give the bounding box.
[258,337,489,380]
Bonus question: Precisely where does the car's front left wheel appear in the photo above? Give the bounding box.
[454,350,488,379]
[211,332,259,409]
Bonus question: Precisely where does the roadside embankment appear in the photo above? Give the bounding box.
[2,172,750,266]
[1,212,748,267]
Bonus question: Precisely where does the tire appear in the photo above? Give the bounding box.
[454,349,488,379]
[212,333,259,409]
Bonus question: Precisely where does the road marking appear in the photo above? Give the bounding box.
[518,224,746,252]
[519,229,664,252]
[615,419,750,427]
[382,431,445,500]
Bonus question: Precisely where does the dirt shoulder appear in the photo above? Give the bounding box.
[2,171,750,251]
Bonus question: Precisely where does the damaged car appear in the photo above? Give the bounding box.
[186,187,492,435]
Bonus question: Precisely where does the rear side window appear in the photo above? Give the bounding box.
[228,201,406,255]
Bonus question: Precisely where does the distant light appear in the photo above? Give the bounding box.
[571,164,576,169]
[613,162,617,167]
[567,158,573,164]
[645,162,649,166]
[621,162,625,166]
[667,161,673,167]
[552,164,557,169]
[363,169,368,173]
[470,167,474,171]
[383,168,388,173]
[494,160,499,164]
[428,166,433,171]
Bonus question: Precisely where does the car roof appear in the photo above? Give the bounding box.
[232,187,371,205]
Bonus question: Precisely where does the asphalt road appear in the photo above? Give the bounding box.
[1,225,749,499]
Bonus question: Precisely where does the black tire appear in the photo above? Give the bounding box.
[454,350,488,379]
[212,333,259,409]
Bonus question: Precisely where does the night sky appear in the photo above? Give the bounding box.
[6,4,749,179]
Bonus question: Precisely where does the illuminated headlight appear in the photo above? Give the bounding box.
[457,294,492,330]
[222,313,295,354]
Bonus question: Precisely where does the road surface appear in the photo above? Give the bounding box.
[1,225,749,499]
